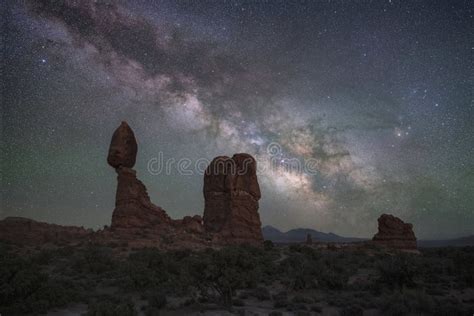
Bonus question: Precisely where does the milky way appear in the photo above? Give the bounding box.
[2,0,473,239]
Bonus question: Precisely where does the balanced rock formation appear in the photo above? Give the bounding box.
[372,214,417,249]
[107,122,170,230]
[0,122,264,249]
[106,122,263,247]
[203,154,263,245]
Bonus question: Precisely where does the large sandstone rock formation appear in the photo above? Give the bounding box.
[107,122,170,230]
[106,122,263,247]
[372,214,417,249]
[111,167,171,229]
[203,154,263,245]
[0,122,264,249]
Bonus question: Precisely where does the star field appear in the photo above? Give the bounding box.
[1,0,473,239]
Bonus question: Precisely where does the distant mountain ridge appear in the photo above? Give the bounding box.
[262,225,474,247]
[417,235,474,248]
[262,225,366,243]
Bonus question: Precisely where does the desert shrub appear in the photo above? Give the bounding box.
[147,292,167,309]
[327,295,345,307]
[288,244,320,257]
[420,247,474,289]
[379,289,435,316]
[118,249,190,294]
[31,248,56,265]
[432,296,471,316]
[0,250,81,314]
[272,290,288,300]
[310,304,322,313]
[377,254,419,290]
[272,291,289,308]
[291,294,313,304]
[232,298,245,306]
[273,299,288,308]
[142,291,167,315]
[416,251,454,286]
[253,286,271,300]
[120,262,163,290]
[72,245,115,275]
[87,298,136,316]
[147,292,168,309]
[287,303,308,311]
[184,246,268,308]
[279,249,352,291]
[237,290,250,299]
[450,247,474,288]
[425,286,446,296]
[278,254,318,289]
[264,240,274,251]
[318,269,346,290]
[350,291,377,308]
[32,277,83,306]
[288,244,303,252]
[340,304,364,316]
[0,267,48,313]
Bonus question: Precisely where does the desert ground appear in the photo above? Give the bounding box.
[1,241,473,316]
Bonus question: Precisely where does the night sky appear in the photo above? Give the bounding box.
[2,0,473,239]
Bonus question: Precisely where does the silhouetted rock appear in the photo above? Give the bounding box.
[107,121,171,231]
[232,153,261,199]
[0,217,91,245]
[306,233,312,245]
[107,121,138,169]
[0,123,264,250]
[262,226,366,243]
[203,153,263,245]
[111,166,171,229]
[105,122,210,248]
[372,214,417,249]
[179,215,204,234]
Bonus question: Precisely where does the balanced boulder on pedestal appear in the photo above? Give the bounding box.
[107,122,170,230]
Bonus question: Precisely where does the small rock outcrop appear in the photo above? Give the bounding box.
[177,215,204,234]
[372,214,417,249]
[203,154,263,245]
